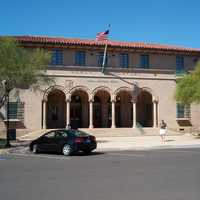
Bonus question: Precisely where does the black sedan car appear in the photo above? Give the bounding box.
[29,129,97,156]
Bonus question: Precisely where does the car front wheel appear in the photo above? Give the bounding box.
[62,144,73,156]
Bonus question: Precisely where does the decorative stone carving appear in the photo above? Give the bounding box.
[111,95,116,102]
[65,80,73,91]
[153,96,159,103]
[131,97,137,103]
[89,96,94,102]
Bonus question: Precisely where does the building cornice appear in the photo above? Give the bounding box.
[2,35,199,55]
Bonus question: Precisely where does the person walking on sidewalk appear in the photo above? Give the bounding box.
[160,120,167,142]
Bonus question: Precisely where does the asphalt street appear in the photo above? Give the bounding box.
[0,149,200,200]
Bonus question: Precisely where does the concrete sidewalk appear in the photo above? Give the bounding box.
[96,134,200,151]
[1,134,200,155]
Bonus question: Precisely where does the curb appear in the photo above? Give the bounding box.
[97,144,200,152]
[1,142,200,155]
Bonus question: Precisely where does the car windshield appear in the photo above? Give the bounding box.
[68,130,88,137]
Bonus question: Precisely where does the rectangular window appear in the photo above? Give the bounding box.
[176,55,184,74]
[176,103,190,118]
[75,51,86,66]
[119,53,129,68]
[140,55,149,68]
[8,102,18,119]
[51,49,63,65]
[6,102,25,120]
[98,52,107,67]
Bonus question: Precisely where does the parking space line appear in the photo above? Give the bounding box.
[11,153,70,160]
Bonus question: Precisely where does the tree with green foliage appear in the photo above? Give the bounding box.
[0,37,54,109]
[175,62,200,104]
[0,37,54,147]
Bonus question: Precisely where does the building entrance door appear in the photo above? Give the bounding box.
[115,91,132,127]
[93,90,111,128]
[70,94,83,129]
[136,91,153,127]
[46,90,66,129]
[93,103,101,128]
[70,103,82,129]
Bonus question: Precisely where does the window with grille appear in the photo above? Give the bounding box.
[140,55,149,68]
[75,51,86,66]
[176,55,184,74]
[176,103,190,119]
[119,53,129,68]
[51,49,63,65]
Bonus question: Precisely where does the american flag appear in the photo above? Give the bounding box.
[96,30,109,41]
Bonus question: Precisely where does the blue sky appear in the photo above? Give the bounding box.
[0,0,200,48]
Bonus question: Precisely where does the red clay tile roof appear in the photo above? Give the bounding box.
[13,35,200,53]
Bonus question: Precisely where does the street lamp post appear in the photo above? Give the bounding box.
[5,81,11,147]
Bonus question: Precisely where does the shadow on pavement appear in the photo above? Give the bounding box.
[97,140,109,143]
[33,151,106,157]
[164,139,175,142]
[71,151,106,156]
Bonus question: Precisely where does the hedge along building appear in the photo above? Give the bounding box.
[1,35,200,135]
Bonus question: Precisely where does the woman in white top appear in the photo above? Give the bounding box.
[160,120,167,142]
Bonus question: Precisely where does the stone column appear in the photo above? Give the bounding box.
[132,100,137,128]
[89,100,93,129]
[43,100,47,129]
[153,100,157,128]
[157,102,160,127]
[111,100,116,128]
[66,99,70,128]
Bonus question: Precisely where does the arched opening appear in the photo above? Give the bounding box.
[46,89,66,129]
[115,91,132,127]
[70,90,89,129]
[93,90,111,128]
[136,91,153,127]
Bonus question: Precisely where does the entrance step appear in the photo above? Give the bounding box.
[80,128,183,137]
[17,127,183,141]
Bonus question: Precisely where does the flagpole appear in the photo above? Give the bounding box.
[98,24,110,73]
[101,42,108,73]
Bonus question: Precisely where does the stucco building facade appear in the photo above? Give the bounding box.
[1,36,200,136]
